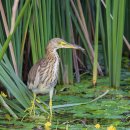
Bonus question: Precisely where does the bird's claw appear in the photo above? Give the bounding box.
[24,100,36,116]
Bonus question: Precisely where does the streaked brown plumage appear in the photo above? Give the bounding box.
[27,38,84,117]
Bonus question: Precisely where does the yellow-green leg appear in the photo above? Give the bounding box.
[49,88,54,122]
[25,93,36,116]
[49,98,52,121]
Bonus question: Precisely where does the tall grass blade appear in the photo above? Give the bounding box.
[93,0,100,86]
[0,0,30,60]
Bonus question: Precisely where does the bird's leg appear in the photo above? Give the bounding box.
[31,93,36,116]
[49,88,54,122]
[49,99,52,116]
[25,93,36,116]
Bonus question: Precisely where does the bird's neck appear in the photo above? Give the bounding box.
[45,49,59,61]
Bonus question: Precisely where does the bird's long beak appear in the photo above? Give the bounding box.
[65,44,77,48]
[61,41,85,51]
[69,44,84,51]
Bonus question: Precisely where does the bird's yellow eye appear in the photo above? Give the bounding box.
[59,41,67,45]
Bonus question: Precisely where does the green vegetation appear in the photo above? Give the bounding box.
[0,77,130,129]
[0,0,129,129]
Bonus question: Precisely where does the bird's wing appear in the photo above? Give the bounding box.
[27,59,43,89]
[38,59,49,84]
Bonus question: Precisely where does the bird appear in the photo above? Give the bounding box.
[27,38,84,119]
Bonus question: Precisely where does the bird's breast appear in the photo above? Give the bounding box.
[40,55,60,88]
[49,56,60,87]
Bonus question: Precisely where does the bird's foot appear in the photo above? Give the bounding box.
[24,100,36,116]
[24,93,36,116]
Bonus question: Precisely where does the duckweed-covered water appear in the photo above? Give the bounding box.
[0,76,130,130]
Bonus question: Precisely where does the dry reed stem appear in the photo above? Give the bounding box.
[70,0,103,75]
[0,0,19,75]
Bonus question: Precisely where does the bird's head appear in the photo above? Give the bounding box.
[47,38,84,51]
